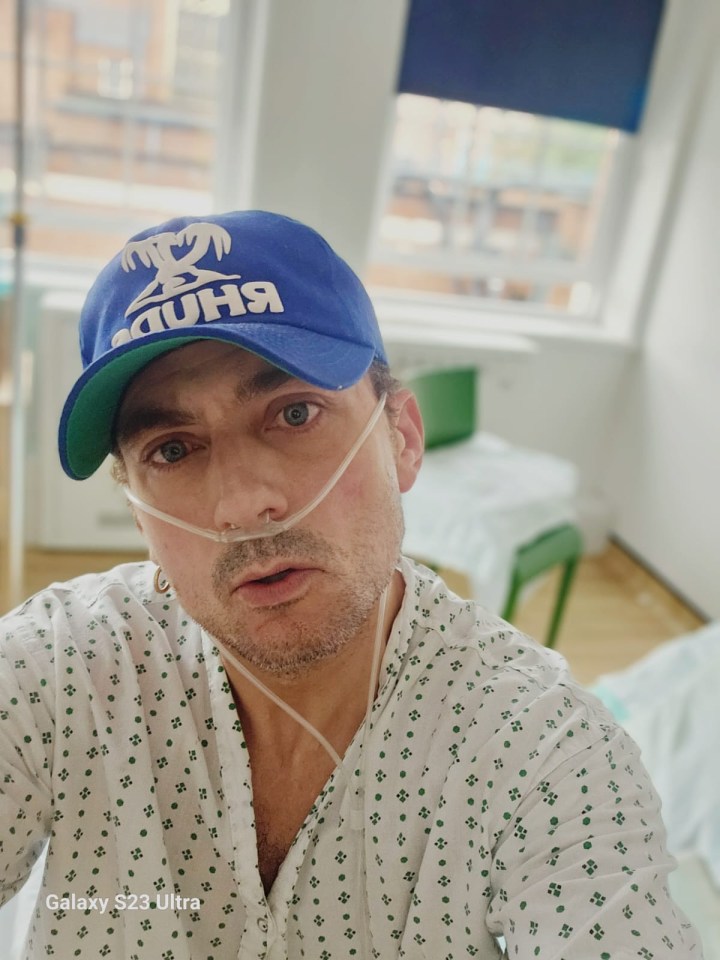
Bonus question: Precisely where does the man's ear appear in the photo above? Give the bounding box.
[389,389,424,493]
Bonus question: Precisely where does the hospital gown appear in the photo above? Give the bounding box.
[0,557,702,958]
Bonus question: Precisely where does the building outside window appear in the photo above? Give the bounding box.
[0,0,229,267]
[367,93,628,321]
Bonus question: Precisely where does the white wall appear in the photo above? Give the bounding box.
[604,20,720,619]
[242,0,409,272]
[482,339,630,499]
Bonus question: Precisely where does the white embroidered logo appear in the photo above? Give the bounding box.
[121,223,237,316]
[111,221,285,348]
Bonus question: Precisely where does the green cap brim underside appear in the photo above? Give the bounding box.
[62,338,221,480]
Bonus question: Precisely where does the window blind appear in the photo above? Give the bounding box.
[397,0,665,132]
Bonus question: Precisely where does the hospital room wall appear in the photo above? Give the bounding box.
[233,0,410,272]
[603,18,720,621]
[226,0,718,616]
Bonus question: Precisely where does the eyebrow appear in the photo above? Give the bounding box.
[234,366,295,402]
[113,406,198,450]
[113,366,299,450]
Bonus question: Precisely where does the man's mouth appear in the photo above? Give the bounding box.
[250,568,296,585]
[232,563,317,608]
[234,561,314,590]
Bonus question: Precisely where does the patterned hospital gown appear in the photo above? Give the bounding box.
[0,557,703,958]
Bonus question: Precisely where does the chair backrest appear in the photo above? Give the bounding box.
[407,367,477,450]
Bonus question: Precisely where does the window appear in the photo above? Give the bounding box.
[0,0,230,267]
[367,94,628,319]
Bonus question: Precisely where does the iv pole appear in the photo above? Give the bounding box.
[6,0,28,608]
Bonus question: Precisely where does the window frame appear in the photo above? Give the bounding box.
[0,0,252,266]
[367,95,640,326]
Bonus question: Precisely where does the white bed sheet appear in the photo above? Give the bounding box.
[591,621,720,889]
[401,432,578,612]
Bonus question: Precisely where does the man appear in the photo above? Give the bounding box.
[0,211,701,959]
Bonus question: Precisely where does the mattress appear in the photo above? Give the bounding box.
[402,431,579,611]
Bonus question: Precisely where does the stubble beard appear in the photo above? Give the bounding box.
[185,493,405,679]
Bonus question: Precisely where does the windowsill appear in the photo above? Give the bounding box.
[379,316,538,367]
[1,261,637,372]
[373,293,637,354]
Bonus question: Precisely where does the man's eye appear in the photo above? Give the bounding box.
[281,402,313,427]
[153,440,188,463]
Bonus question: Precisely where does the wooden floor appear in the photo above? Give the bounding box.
[440,542,704,685]
[2,540,706,686]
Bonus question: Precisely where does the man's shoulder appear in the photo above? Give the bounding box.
[1,561,188,649]
[398,556,612,730]
[6,560,153,612]
[400,556,568,681]
[395,558,621,774]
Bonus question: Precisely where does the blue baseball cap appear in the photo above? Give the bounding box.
[58,210,388,480]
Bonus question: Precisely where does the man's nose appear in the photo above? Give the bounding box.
[210,442,291,532]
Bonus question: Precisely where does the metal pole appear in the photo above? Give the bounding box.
[6,0,28,608]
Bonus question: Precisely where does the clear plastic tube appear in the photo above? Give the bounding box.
[209,583,387,957]
[210,583,387,819]
[123,394,386,543]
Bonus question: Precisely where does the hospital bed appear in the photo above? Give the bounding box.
[592,620,720,958]
[401,367,582,645]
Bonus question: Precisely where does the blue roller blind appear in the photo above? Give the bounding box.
[397,0,666,132]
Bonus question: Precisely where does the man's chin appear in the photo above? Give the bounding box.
[216,627,353,680]
[186,598,340,672]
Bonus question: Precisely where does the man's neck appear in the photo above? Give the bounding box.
[221,568,405,761]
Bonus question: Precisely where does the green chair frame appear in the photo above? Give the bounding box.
[408,367,582,648]
[501,523,582,648]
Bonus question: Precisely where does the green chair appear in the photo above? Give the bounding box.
[411,367,477,448]
[407,367,582,648]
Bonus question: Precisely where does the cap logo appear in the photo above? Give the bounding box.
[110,222,285,348]
[121,223,238,314]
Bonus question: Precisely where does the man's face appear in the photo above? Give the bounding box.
[116,341,423,676]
